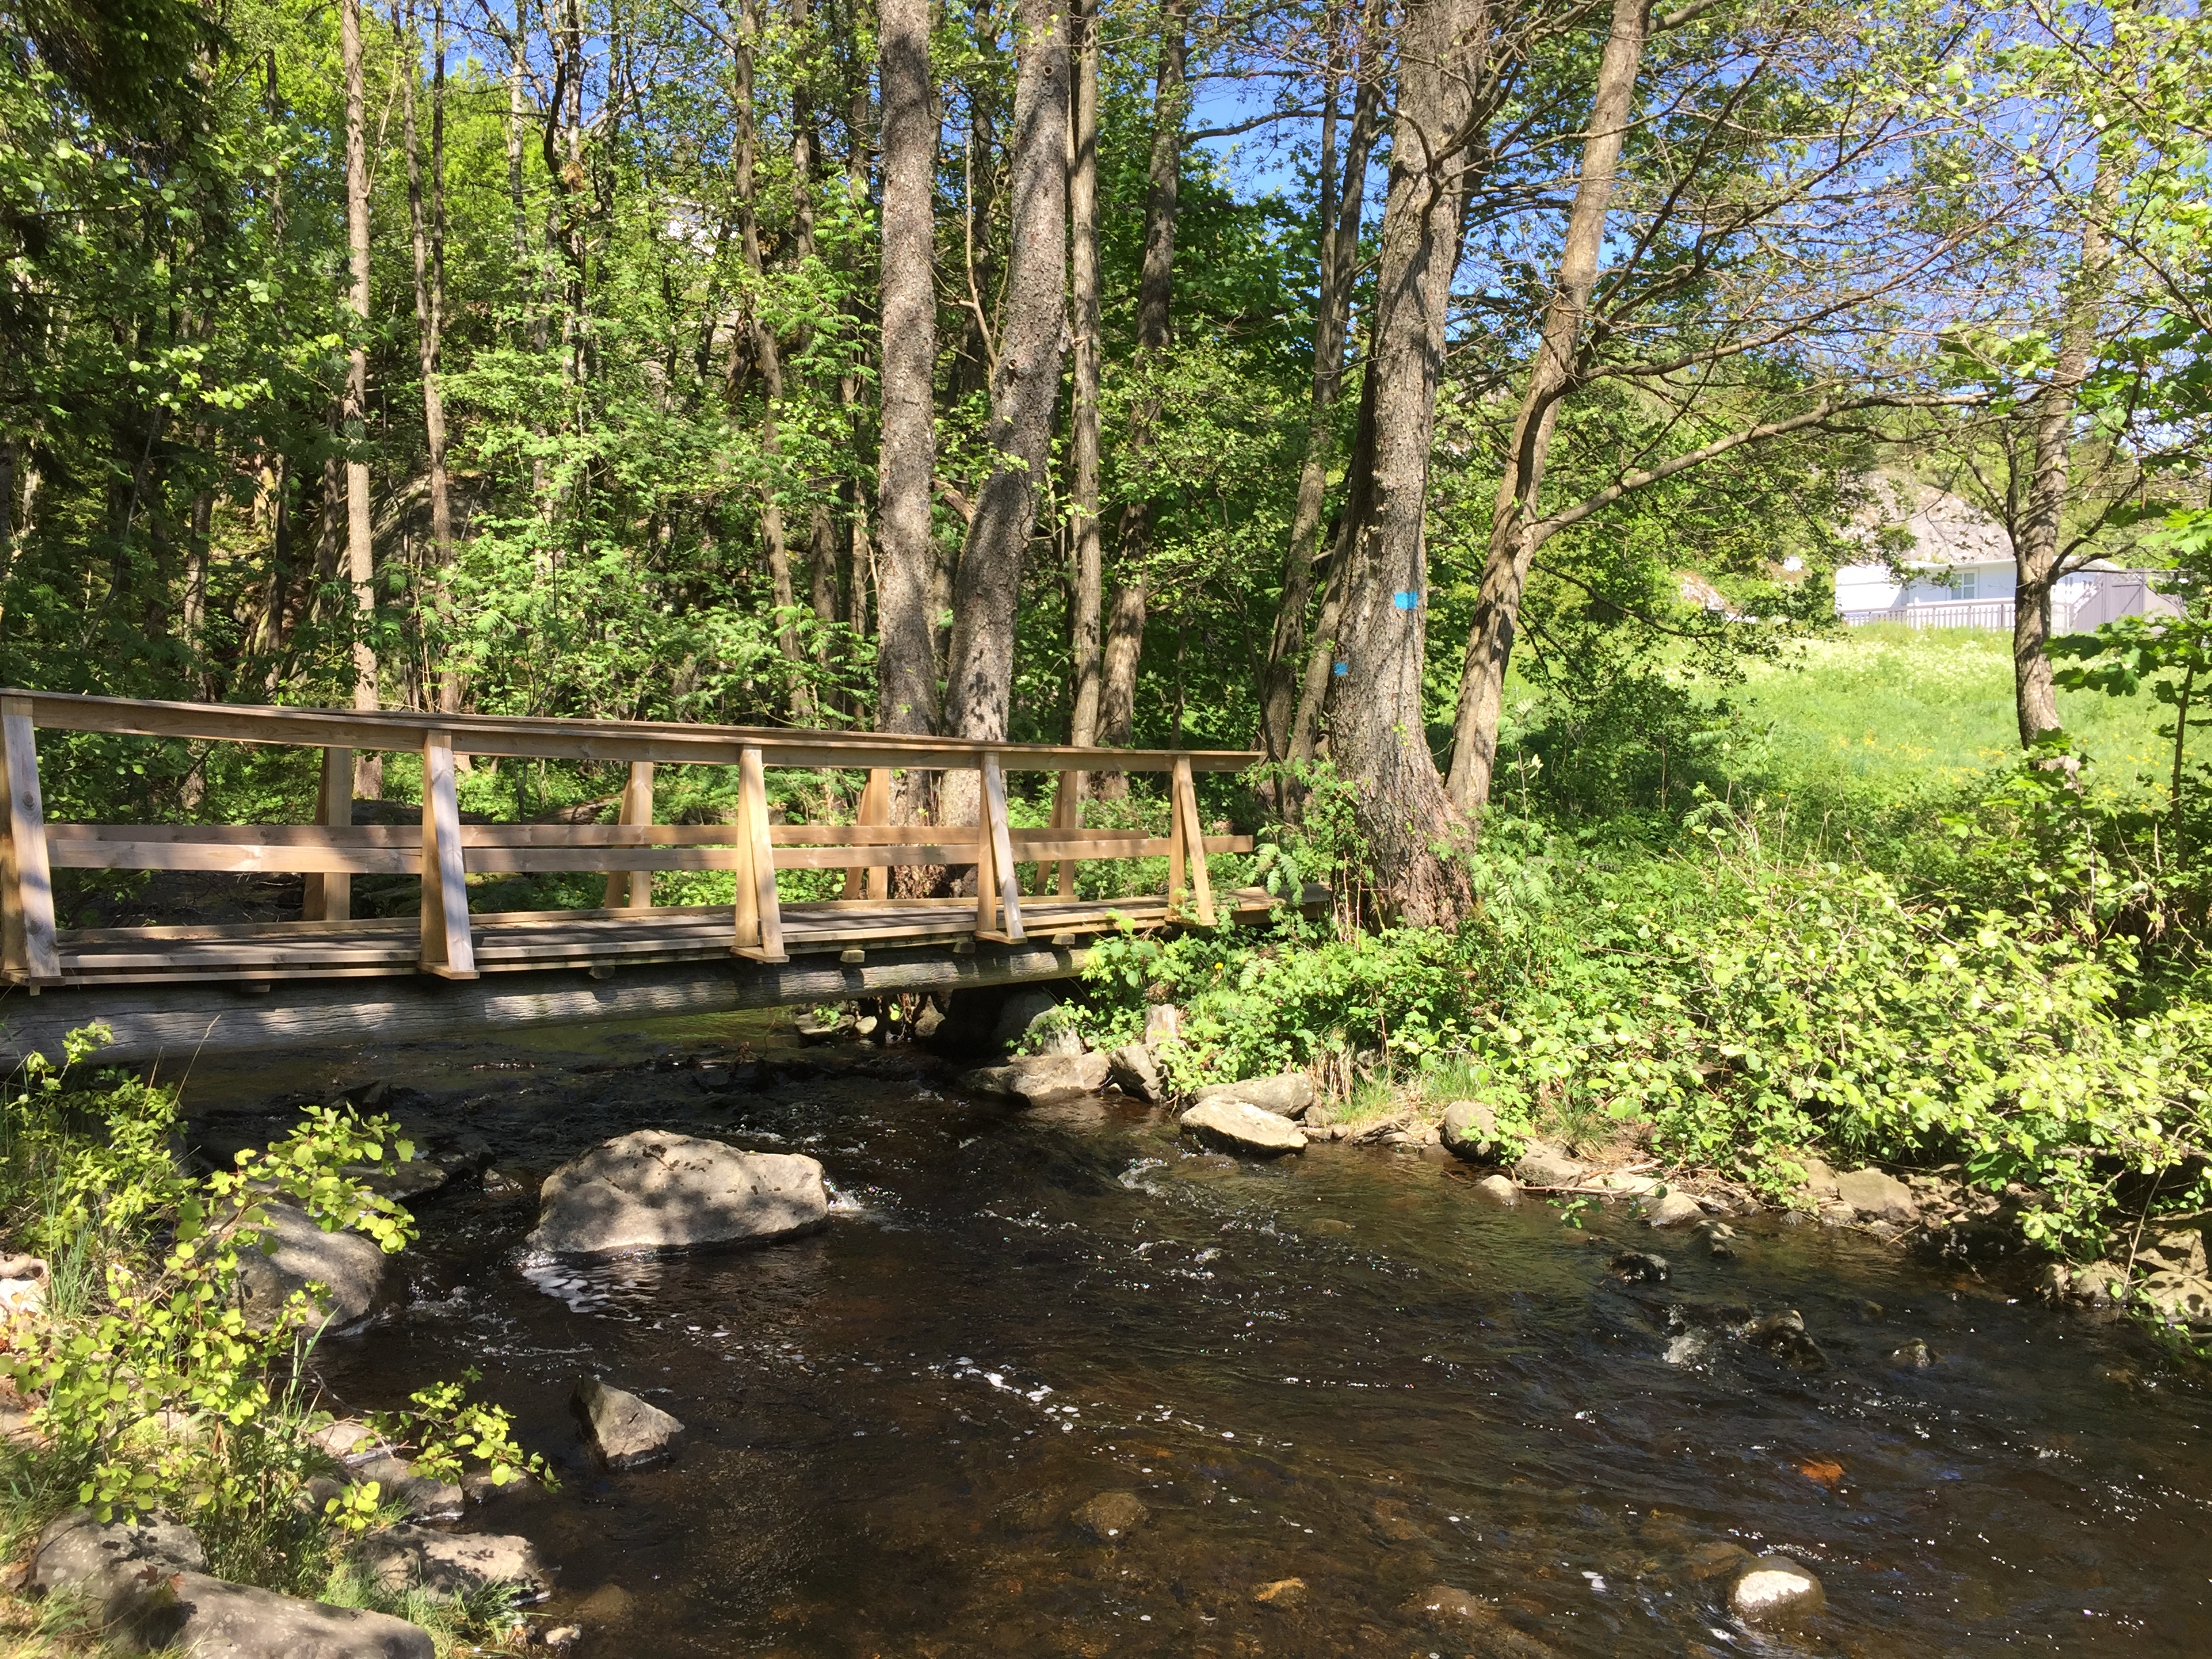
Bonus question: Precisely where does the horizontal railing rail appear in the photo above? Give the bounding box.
[0,691,1267,989]
[10,690,1256,772]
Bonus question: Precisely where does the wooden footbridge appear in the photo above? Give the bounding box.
[0,692,1297,1063]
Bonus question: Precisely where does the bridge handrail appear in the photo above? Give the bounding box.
[0,691,1261,989]
[5,690,1258,772]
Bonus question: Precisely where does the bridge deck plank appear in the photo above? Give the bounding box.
[38,889,1301,987]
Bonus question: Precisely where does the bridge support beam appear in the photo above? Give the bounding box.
[0,941,1088,1067]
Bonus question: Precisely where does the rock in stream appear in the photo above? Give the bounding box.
[527,1130,828,1257]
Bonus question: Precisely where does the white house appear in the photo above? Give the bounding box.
[1834,481,2169,631]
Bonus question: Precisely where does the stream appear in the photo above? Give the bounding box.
[183,1010,2212,1657]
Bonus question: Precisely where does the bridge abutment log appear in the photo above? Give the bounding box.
[0,941,1087,1068]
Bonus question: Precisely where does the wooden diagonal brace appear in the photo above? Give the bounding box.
[419,731,478,979]
[0,697,59,985]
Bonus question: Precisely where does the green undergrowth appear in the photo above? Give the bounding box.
[0,1029,549,1655]
[1078,787,2212,1266]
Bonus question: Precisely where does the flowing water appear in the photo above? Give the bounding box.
[185,1013,2212,1657]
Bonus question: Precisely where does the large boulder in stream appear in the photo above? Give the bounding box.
[1728,1553,1826,1626]
[527,1131,828,1258]
[1179,1100,1306,1156]
[574,1378,684,1468]
[960,1051,1110,1107]
[1189,1074,1316,1120]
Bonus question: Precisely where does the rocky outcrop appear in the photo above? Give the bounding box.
[32,1511,434,1658]
[990,989,1063,1050]
[1513,1145,1585,1189]
[1833,1167,1917,1225]
[1190,1074,1315,1120]
[527,1132,828,1258]
[237,1204,388,1333]
[575,1378,684,1468]
[136,1573,436,1658]
[357,1525,552,1601]
[350,1453,464,1520]
[1106,1043,1165,1103]
[1728,1553,1825,1626]
[1178,1100,1306,1156]
[960,1050,1111,1107]
[1439,1101,1503,1163]
[30,1510,205,1625]
[1641,1191,1706,1229]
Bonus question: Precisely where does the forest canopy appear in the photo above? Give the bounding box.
[3,0,2209,918]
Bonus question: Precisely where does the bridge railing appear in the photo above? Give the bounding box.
[0,691,1261,986]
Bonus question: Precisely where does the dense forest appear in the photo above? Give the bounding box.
[9,0,2207,920]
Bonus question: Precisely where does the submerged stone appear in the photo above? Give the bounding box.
[1729,1553,1826,1626]
[1071,1490,1148,1541]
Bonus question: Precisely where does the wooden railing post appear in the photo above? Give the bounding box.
[732,744,787,962]
[603,760,655,909]
[1043,769,1085,898]
[302,745,352,922]
[418,731,478,978]
[0,697,59,985]
[977,751,1025,943]
[1170,753,1215,926]
[843,766,891,900]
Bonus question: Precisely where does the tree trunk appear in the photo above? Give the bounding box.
[1065,0,1103,748]
[403,0,458,716]
[733,0,812,721]
[2015,148,2114,749]
[1264,4,1380,761]
[943,0,1067,764]
[1319,0,1494,924]
[875,0,941,745]
[952,0,1003,405]
[342,0,381,798]
[1095,0,1188,791]
[1444,0,1645,814]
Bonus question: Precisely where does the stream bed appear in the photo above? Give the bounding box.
[185,1011,2212,1657]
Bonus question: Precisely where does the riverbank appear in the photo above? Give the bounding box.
[5,1008,2209,1654]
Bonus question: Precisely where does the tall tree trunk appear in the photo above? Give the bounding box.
[342,0,381,798]
[1444,0,1645,813]
[790,0,843,684]
[403,0,457,716]
[943,0,1068,811]
[1265,3,1380,762]
[1095,0,1189,790]
[875,0,941,745]
[1318,0,1494,924]
[1066,0,1103,747]
[952,0,1003,405]
[733,0,813,721]
[2015,148,2115,749]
